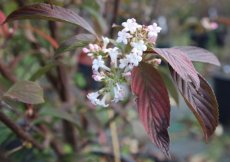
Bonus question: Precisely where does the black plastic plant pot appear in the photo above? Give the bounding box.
[213,73,230,126]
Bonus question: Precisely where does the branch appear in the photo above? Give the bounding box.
[0,110,43,150]
[47,21,78,151]
[109,0,120,37]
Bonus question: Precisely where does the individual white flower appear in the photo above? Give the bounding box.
[147,23,161,44]
[97,93,109,107]
[147,23,162,37]
[113,83,126,103]
[119,52,142,70]
[107,47,120,67]
[127,52,142,66]
[92,70,105,81]
[116,30,132,44]
[87,91,100,105]
[92,56,110,71]
[119,57,129,69]
[102,37,110,49]
[131,40,147,55]
[122,18,142,34]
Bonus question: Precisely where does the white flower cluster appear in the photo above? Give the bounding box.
[83,18,162,107]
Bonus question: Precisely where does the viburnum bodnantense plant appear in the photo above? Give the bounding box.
[4,3,220,157]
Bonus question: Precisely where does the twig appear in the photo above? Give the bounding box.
[47,21,78,152]
[109,0,120,37]
[0,111,43,150]
[108,109,121,162]
[5,145,24,156]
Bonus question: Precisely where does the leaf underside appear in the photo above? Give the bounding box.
[56,33,96,55]
[131,62,170,156]
[154,48,200,89]
[170,67,219,140]
[173,46,220,66]
[5,3,96,36]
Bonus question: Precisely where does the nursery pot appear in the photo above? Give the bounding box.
[213,70,230,126]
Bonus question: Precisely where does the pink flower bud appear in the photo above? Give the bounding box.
[83,48,90,53]
[89,44,95,51]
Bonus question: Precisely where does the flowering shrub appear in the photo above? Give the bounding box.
[3,3,220,157]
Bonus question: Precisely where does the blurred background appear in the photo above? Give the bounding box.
[0,0,230,162]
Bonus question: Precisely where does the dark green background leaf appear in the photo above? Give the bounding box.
[4,80,44,104]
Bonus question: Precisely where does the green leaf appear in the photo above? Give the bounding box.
[83,6,108,34]
[74,72,87,89]
[158,67,179,105]
[4,81,44,104]
[40,107,81,130]
[0,123,12,144]
[30,63,56,81]
[5,3,97,36]
[56,34,96,55]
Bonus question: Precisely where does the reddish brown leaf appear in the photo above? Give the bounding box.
[5,3,96,36]
[0,10,6,24]
[131,63,170,156]
[154,48,200,88]
[170,68,219,140]
[173,46,220,66]
[0,10,9,37]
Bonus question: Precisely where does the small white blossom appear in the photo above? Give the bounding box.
[119,52,142,70]
[87,91,100,105]
[92,56,110,71]
[131,40,147,55]
[107,47,120,67]
[87,91,109,107]
[116,30,132,44]
[113,83,126,102]
[147,23,162,37]
[127,52,142,66]
[147,23,161,44]
[122,18,142,34]
[97,94,109,107]
[102,37,110,49]
[119,57,129,69]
